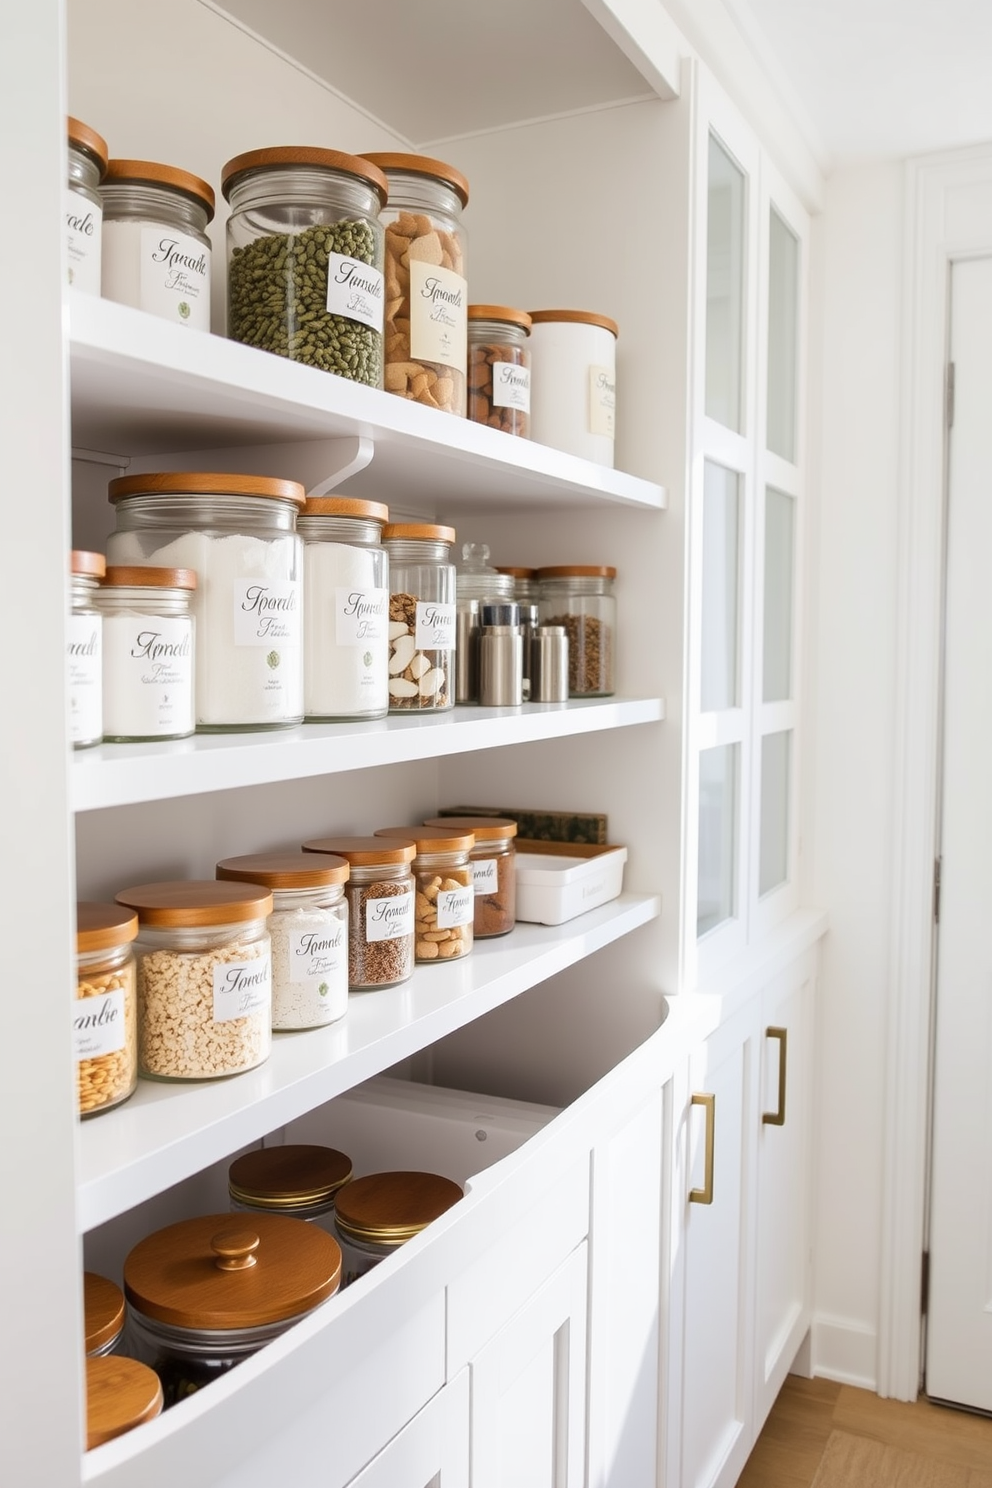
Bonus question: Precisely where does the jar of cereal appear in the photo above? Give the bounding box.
[75,901,138,1117]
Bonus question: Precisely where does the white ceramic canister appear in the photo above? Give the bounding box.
[100,159,214,330]
[66,117,108,294]
[96,566,196,741]
[527,309,618,467]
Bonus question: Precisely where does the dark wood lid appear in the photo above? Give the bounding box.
[534,565,617,580]
[216,851,350,889]
[86,1356,163,1449]
[302,835,417,867]
[77,901,139,954]
[423,816,517,841]
[221,147,388,206]
[83,1271,125,1353]
[67,117,108,176]
[70,550,106,579]
[300,497,389,523]
[115,880,273,927]
[528,308,618,336]
[228,1144,353,1208]
[108,471,306,507]
[103,159,216,220]
[101,565,197,590]
[375,825,475,854]
[333,1171,463,1244]
[362,151,469,207]
[467,305,532,331]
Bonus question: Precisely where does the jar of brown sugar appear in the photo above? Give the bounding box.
[75,901,138,1117]
[301,836,415,990]
[375,825,475,962]
[423,815,517,938]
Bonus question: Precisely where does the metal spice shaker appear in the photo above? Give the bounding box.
[530,625,569,702]
[478,602,523,706]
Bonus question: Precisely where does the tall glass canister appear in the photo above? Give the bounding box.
[382,523,456,712]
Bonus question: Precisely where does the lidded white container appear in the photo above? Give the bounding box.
[66,117,107,294]
[528,309,618,467]
[100,158,215,329]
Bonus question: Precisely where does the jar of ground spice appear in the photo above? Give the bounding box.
[301,836,415,990]
[537,565,617,697]
[374,826,475,963]
[423,816,517,938]
[333,1170,463,1285]
[74,901,138,1117]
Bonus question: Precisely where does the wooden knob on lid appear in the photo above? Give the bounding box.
[211,1227,259,1271]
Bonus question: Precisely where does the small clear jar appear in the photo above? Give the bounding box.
[115,881,273,1082]
[228,1144,353,1237]
[298,497,390,720]
[375,826,475,963]
[363,152,469,415]
[423,816,517,939]
[495,567,541,605]
[106,472,305,731]
[75,901,138,1117]
[467,305,531,437]
[66,117,107,294]
[333,1171,463,1286]
[96,566,196,741]
[222,147,388,386]
[84,1272,126,1357]
[69,550,105,748]
[537,565,617,697]
[455,543,515,705]
[215,852,350,1030]
[100,159,214,330]
[301,836,416,990]
[383,523,456,712]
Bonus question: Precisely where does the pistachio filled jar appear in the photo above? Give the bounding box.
[96,566,196,741]
[467,305,531,436]
[75,901,138,1117]
[301,836,415,991]
[375,826,474,963]
[66,117,107,293]
[228,1144,353,1236]
[68,550,105,748]
[383,523,456,711]
[100,159,214,330]
[333,1170,463,1286]
[222,147,388,386]
[537,564,617,697]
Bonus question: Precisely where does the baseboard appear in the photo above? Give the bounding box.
[810,1314,877,1390]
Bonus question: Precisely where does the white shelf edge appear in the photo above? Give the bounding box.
[76,891,661,1233]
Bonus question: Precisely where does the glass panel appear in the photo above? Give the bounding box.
[705,134,746,432]
[697,743,739,937]
[702,462,741,711]
[759,730,791,896]
[767,208,799,460]
[763,487,794,702]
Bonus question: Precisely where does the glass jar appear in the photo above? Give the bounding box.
[423,815,517,939]
[495,567,541,605]
[86,1356,163,1448]
[100,159,214,330]
[66,117,107,294]
[228,1144,353,1237]
[298,497,390,720]
[215,852,350,1030]
[374,826,475,963]
[301,836,415,990]
[96,566,196,741]
[114,881,273,1082]
[383,523,456,712]
[84,1272,125,1357]
[467,305,531,437]
[454,543,515,704]
[362,152,469,415]
[333,1171,463,1286]
[123,1213,341,1407]
[221,148,388,386]
[75,901,138,1117]
[528,309,618,467]
[68,550,105,748]
[537,565,617,697]
[106,472,305,731]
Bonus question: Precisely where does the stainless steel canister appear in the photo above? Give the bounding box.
[479,603,522,706]
[530,625,569,702]
[520,602,540,701]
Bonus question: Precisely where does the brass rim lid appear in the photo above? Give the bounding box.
[221,146,388,206]
[382,523,456,544]
[228,1144,353,1209]
[123,1213,342,1330]
[300,497,389,524]
[422,816,518,841]
[301,835,417,867]
[362,151,469,207]
[108,471,306,508]
[102,565,197,590]
[103,159,216,220]
[467,305,532,332]
[84,1271,126,1354]
[375,825,475,854]
[333,1170,463,1245]
[77,901,139,954]
[68,117,108,176]
[528,308,619,337]
[86,1356,163,1449]
[115,881,274,927]
[71,550,106,579]
[216,851,350,889]
[535,565,617,580]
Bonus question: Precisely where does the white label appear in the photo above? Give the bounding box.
[436,884,474,929]
[325,252,385,334]
[102,615,194,738]
[73,988,125,1061]
[365,890,414,942]
[335,587,388,646]
[472,858,499,895]
[233,580,301,648]
[409,261,467,373]
[64,187,102,293]
[288,923,347,984]
[491,362,531,413]
[414,601,456,651]
[588,364,616,438]
[213,956,271,1023]
[140,226,210,329]
[67,613,102,743]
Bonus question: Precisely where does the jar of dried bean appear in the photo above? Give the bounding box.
[423,815,517,938]
[467,305,531,437]
[66,117,107,294]
[75,901,138,1117]
[228,1144,353,1237]
[114,882,273,1082]
[100,159,214,330]
[382,523,456,711]
[69,550,105,748]
[221,147,388,386]
[301,836,415,990]
[333,1170,463,1285]
[374,826,475,963]
[362,152,469,415]
[537,565,617,697]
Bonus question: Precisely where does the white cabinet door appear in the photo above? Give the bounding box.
[346,1371,469,1488]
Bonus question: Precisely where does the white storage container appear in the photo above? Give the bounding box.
[527,309,618,467]
[514,842,628,925]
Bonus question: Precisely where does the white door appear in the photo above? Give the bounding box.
[926,253,992,1411]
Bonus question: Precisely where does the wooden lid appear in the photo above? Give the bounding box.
[83,1272,126,1354]
[300,497,389,524]
[71,550,106,579]
[423,816,517,841]
[103,159,216,220]
[67,117,108,176]
[494,567,536,579]
[382,523,456,544]
[221,147,388,206]
[467,305,532,331]
[334,1170,463,1244]
[535,564,617,580]
[115,881,273,927]
[228,1144,353,1209]
[528,308,619,337]
[301,835,417,867]
[375,825,474,854]
[77,901,139,954]
[102,565,197,590]
[123,1213,341,1329]
[108,471,306,507]
[86,1356,163,1449]
[216,851,350,889]
[362,151,469,207]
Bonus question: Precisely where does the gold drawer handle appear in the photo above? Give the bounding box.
[689,1092,715,1204]
[762,1026,788,1126]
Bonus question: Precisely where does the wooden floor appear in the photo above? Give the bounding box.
[735,1376,992,1487]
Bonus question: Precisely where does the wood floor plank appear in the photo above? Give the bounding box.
[833,1385,992,1473]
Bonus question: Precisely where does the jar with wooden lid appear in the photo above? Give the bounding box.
[86,1356,163,1448]
[100,159,214,329]
[528,309,618,467]
[68,550,105,748]
[382,523,456,712]
[301,836,415,990]
[96,566,196,741]
[123,1213,341,1406]
[66,117,107,293]
[75,901,138,1117]
[467,305,532,436]
[84,1272,126,1357]
[106,472,305,731]
[424,815,517,939]
[215,852,350,1030]
[333,1170,463,1285]
[221,147,388,386]
[374,826,475,962]
[537,564,617,696]
[115,882,273,1081]
[228,1144,353,1236]
[362,152,469,415]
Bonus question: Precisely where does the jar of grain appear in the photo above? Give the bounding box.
[537,565,617,696]
[215,852,350,1030]
[69,550,105,748]
[228,1144,353,1237]
[423,815,517,938]
[114,882,273,1082]
[382,523,456,712]
[374,826,475,963]
[362,152,469,415]
[100,159,214,330]
[66,117,107,294]
[301,836,415,990]
[467,305,531,436]
[528,309,618,466]
[75,901,138,1117]
[221,147,388,386]
[86,1357,163,1448]
[84,1272,126,1358]
[96,566,196,741]
[333,1170,463,1285]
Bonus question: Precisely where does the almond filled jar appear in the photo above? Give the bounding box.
[374,826,475,963]
[383,523,456,712]
[467,305,531,436]
[423,815,517,938]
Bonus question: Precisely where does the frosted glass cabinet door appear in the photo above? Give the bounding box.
[702,462,742,711]
[705,135,747,432]
[762,488,794,702]
[759,730,791,897]
[766,209,800,462]
[698,743,739,937]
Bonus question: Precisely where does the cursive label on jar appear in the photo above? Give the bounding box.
[64,187,102,293]
[73,988,125,1060]
[472,858,499,895]
[140,227,210,330]
[289,923,347,984]
[492,361,531,413]
[409,261,467,374]
[325,252,385,335]
[102,615,194,739]
[365,889,414,942]
[414,601,456,651]
[213,955,271,1023]
[588,365,616,438]
[335,587,388,646]
[233,580,301,646]
[67,614,103,743]
[436,883,474,929]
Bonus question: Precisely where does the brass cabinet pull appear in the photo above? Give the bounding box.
[689,1092,715,1204]
[762,1026,788,1126]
